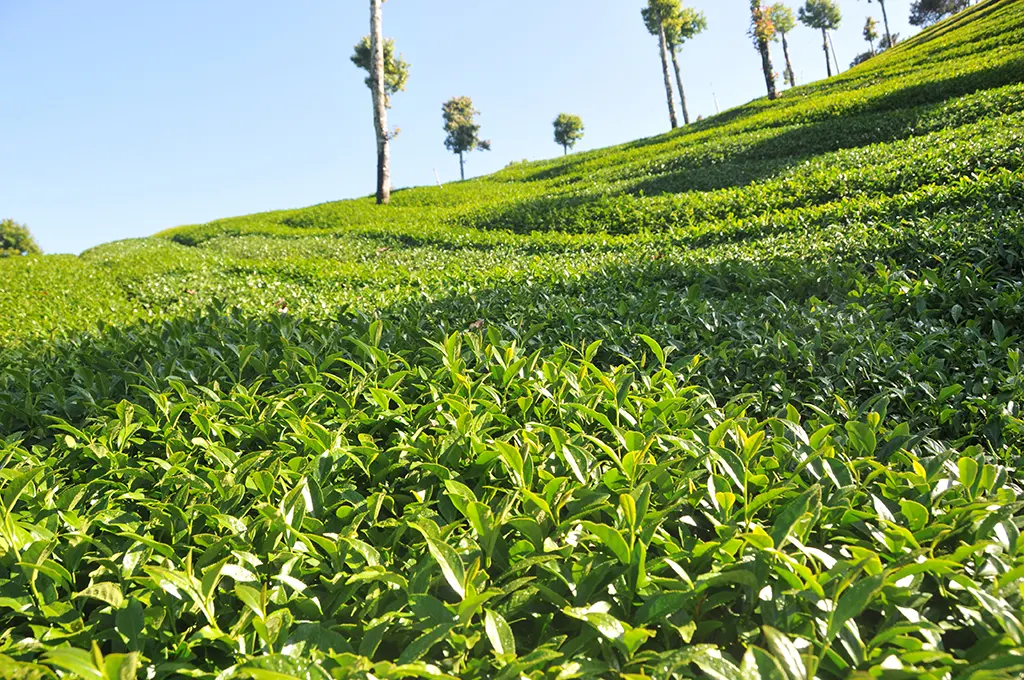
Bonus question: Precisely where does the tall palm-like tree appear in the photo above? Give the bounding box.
[800,0,842,78]
[770,4,798,86]
[750,1,778,100]
[664,6,707,124]
[642,0,680,128]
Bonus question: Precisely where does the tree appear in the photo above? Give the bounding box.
[641,0,680,128]
[351,0,409,205]
[443,97,491,181]
[864,0,894,48]
[553,114,585,155]
[0,219,41,257]
[910,0,973,26]
[663,7,707,125]
[749,1,778,100]
[879,31,901,49]
[770,4,797,87]
[799,0,842,78]
[864,16,880,55]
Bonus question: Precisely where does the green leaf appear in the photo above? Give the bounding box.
[103,653,140,680]
[637,334,666,367]
[827,573,885,642]
[563,604,626,640]
[115,599,145,651]
[42,648,104,680]
[3,468,43,513]
[484,608,516,657]
[938,384,963,401]
[582,521,631,565]
[770,485,820,549]
[741,646,787,680]
[958,457,979,490]
[762,627,806,680]
[411,523,466,599]
[396,622,456,665]
[899,499,928,532]
[75,582,125,609]
[845,421,876,456]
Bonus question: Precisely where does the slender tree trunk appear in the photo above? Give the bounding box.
[563,145,568,156]
[369,0,389,205]
[459,151,465,181]
[751,1,776,100]
[668,42,690,125]
[758,39,777,99]
[828,31,840,74]
[781,32,796,86]
[657,22,678,129]
[879,0,894,48]
[869,37,876,56]
[822,28,832,77]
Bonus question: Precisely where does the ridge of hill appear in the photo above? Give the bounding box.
[1,1,1024,677]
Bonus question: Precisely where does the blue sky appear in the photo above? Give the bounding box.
[1,1,919,254]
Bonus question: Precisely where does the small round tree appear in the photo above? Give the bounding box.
[553,114,585,155]
[442,96,491,181]
[0,219,41,257]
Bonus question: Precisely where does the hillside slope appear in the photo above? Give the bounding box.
[2,1,1024,677]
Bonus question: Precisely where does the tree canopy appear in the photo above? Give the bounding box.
[0,219,41,257]
[910,0,972,26]
[553,114,585,154]
[641,0,678,37]
[351,36,410,108]
[664,7,708,50]
[799,0,842,30]
[770,3,797,35]
[864,16,880,45]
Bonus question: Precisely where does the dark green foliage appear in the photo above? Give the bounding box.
[911,0,974,26]
[1,1,1024,677]
[350,36,410,108]
[0,219,41,258]
[799,0,842,29]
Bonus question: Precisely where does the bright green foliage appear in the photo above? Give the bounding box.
[442,97,491,181]
[0,219,41,258]
[769,2,796,34]
[2,1,1024,677]
[552,113,585,155]
[351,36,410,109]
[664,6,707,48]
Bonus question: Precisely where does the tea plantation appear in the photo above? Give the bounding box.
[2,1,1024,677]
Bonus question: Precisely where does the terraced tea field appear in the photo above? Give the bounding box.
[2,1,1024,677]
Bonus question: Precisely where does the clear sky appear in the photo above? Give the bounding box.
[1,1,920,255]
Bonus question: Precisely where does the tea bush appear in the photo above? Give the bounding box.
[1,1,1024,677]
